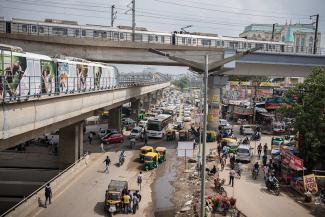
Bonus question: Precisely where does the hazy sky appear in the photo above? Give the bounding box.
[0,0,324,74]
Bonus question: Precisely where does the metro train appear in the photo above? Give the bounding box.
[0,44,163,101]
[0,18,289,53]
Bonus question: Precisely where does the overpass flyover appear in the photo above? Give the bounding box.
[1,33,324,78]
[0,81,169,167]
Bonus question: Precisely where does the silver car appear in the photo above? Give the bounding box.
[235,144,253,162]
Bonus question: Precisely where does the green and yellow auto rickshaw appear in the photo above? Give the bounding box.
[139,146,154,162]
[166,129,176,141]
[144,152,159,171]
[155,147,166,163]
[221,138,238,153]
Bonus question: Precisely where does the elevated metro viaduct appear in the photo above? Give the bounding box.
[0,82,169,168]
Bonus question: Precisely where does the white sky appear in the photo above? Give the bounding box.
[0,0,324,75]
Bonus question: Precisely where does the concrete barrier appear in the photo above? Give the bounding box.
[0,155,88,217]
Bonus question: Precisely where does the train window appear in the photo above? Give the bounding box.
[32,26,37,33]
[216,40,220,46]
[248,43,251,48]
[21,24,27,32]
[187,38,191,44]
[221,41,224,47]
[74,29,79,37]
[101,32,107,38]
[182,37,186,44]
[93,31,99,37]
[229,42,238,48]
[202,39,211,46]
[243,42,246,49]
[135,33,142,41]
[148,35,154,41]
[39,26,44,33]
[120,33,124,39]
[193,38,196,44]
[161,36,165,43]
[113,32,119,39]
[52,27,68,35]
[155,35,159,42]
[82,30,86,36]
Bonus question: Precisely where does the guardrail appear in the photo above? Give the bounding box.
[0,154,88,217]
[0,75,169,103]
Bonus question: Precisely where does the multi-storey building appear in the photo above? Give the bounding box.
[240,21,321,54]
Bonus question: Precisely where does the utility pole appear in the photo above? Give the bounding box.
[271,24,275,41]
[132,0,136,42]
[111,5,116,27]
[310,14,319,54]
[200,54,208,217]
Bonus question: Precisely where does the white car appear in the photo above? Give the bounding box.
[130,127,143,140]
[236,144,253,162]
[138,120,147,129]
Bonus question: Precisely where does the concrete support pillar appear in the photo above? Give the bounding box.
[143,94,151,111]
[207,76,228,131]
[108,106,122,130]
[151,92,157,105]
[59,121,84,169]
[131,98,141,120]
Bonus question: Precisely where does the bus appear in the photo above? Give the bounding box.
[147,114,173,138]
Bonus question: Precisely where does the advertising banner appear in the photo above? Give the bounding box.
[0,53,27,98]
[76,64,88,90]
[40,60,56,94]
[303,174,318,193]
[94,66,102,90]
[58,62,69,92]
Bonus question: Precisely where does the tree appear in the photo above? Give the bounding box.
[172,76,190,91]
[281,67,325,170]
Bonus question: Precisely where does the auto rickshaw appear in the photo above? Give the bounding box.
[207,131,217,142]
[179,129,190,141]
[155,147,166,163]
[166,129,176,141]
[221,138,238,153]
[144,152,159,171]
[104,180,128,215]
[139,146,154,162]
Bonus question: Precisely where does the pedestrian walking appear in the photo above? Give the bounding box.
[263,143,268,155]
[123,193,130,213]
[103,156,111,174]
[220,158,225,171]
[262,154,267,166]
[144,131,148,145]
[100,142,105,152]
[128,190,133,213]
[257,143,262,158]
[88,132,93,145]
[132,193,139,214]
[229,169,236,187]
[217,144,222,158]
[137,172,143,191]
[44,183,52,208]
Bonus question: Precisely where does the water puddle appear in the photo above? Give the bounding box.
[152,150,177,217]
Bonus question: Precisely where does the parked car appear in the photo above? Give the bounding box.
[129,127,143,140]
[102,133,124,144]
[235,144,253,162]
[240,125,254,135]
[271,136,284,149]
[99,128,118,138]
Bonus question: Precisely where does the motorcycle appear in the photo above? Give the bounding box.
[251,132,261,141]
[214,178,226,195]
[118,155,125,166]
[252,168,259,180]
[266,180,280,196]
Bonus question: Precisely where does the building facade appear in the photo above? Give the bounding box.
[240,22,321,54]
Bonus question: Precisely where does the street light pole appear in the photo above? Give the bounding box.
[132,0,136,42]
[200,54,208,217]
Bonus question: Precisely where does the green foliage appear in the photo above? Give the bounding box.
[172,76,190,91]
[228,75,270,82]
[281,67,325,170]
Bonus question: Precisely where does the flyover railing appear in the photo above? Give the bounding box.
[0,154,88,217]
[0,75,170,103]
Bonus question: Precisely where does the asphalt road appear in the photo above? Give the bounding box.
[217,133,313,217]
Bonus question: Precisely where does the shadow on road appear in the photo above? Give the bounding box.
[94,201,106,216]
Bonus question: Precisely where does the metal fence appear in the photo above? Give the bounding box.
[0,75,169,103]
